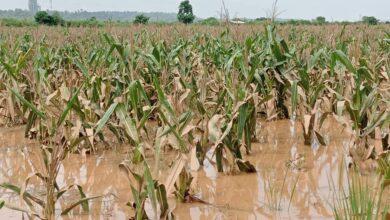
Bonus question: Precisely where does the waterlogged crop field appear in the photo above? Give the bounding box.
[0,24,390,219]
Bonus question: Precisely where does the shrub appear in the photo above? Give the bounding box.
[34,11,64,26]
[134,14,150,25]
[200,17,219,25]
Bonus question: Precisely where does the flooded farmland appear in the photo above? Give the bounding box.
[0,25,389,220]
[1,120,386,219]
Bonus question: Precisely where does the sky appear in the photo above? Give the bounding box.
[1,0,389,21]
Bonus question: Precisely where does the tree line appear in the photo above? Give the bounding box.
[0,1,387,26]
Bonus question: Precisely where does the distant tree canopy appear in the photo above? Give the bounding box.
[255,17,268,22]
[134,14,150,25]
[362,16,379,25]
[315,16,326,24]
[200,17,219,25]
[177,0,195,24]
[0,9,177,22]
[35,11,64,26]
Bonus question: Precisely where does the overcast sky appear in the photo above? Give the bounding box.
[1,0,389,21]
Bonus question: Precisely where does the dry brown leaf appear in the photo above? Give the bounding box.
[350,148,368,174]
[321,96,332,113]
[59,83,70,101]
[190,147,200,172]
[7,93,15,120]
[336,101,345,116]
[374,140,383,157]
[333,114,352,133]
[45,90,58,106]
[179,89,191,104]
[380,66,389,81]
[304,115,312,135]
[181,125,196,137]
[100,83,106,101]
[167,133,179,150]
[364,145,375,161]
[85,128,94,151]
[297,86,306,102]
[208,115,223,143]
[70,120,82,141]
[165,154,188,197]
[375,127,382,140]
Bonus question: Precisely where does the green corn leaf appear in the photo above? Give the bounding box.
[143,162,157,218]
[54,84,84,135]
[0,60,17,81]
[308,49,324,70]
[116,104,139,144]
[74,59,90,81]
[76,185,89,211]
[0,183,44,208]
[156,184,169,218]
[291,80,298,117]
[15,46,33,73]
[61,196,101,215]
[334,50,356,73]
[6,86,45,119]
[154,77,175,118]
[95,102,119,135]
[237,104,248,139]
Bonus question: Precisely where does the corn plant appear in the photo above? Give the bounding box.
[174,168,193,203]
[290,49,330,146]
[120,161,174,220]
[324,49,389,164]
[0,36,34,126]
[1,24,390,219]
[0,90,99,219]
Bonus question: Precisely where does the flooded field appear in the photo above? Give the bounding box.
[2,119,385,219]
[0,25,389,219]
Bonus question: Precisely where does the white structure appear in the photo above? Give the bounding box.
[230,20,245,24]
[28,0,41,13]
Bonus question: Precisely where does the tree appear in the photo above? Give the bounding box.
[315,16,326,24]
[52,11,65,26]
[134,14,150,25]
[34,11,64,26]
[255,17,268,22]
[177,0,195,24]
[362,16,379,25]
[35,11,52,25]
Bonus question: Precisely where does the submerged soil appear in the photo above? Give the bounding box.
[0,120,387,219]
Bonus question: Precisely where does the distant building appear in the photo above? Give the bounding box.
[28,0,41,13]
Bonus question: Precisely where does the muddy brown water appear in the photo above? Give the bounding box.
[0,120,386,219]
